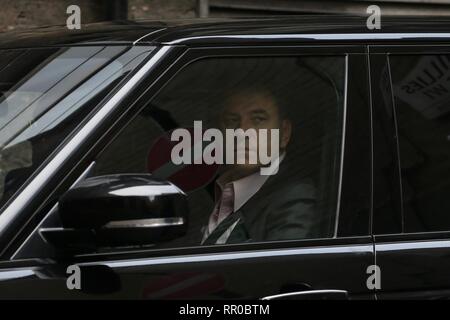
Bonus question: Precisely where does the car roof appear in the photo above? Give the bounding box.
[2,15,450,49]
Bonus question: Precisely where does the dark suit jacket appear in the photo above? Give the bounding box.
[202,160,320,245]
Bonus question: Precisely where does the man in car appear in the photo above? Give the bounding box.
[201,87,319,245]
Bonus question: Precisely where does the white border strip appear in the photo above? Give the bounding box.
[133,28,168,46]
[334,55,349,238]
[82,244,372,269]
[164,33,450,45]
[376,239,450,252]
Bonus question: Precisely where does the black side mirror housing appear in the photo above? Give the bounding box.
[40,174,188,253]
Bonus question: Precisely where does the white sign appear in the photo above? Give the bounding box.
[393,56,450,119]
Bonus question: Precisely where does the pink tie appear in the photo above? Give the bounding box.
[208,183,235,233]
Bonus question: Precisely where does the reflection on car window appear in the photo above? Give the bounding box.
[390,55,450,233]
[0,46,155,210]
[93,56,346,247]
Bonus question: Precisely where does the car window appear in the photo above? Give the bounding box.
[90,55,346,247]
[0,46,155,210]
[389,54,450,233]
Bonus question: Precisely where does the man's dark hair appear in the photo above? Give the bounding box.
[218,85,291,122]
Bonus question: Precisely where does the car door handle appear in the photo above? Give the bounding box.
[261,289,348,300]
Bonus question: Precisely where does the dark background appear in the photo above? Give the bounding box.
[3,0,450,32]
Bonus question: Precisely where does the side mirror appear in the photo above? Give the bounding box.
[40,174,188,253]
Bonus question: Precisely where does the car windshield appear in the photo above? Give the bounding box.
[0,45,155,211]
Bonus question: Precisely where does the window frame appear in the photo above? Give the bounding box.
[3,44,372,263]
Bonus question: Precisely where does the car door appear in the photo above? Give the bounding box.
[0,44,374,299]
[370,45,450,299]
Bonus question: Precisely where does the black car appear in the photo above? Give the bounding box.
[0,15,449,300]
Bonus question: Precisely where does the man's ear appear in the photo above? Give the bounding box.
[280,119,292,149]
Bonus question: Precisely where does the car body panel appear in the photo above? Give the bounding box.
[0,240,374,299]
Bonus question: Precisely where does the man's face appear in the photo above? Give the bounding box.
[219,90,291,177]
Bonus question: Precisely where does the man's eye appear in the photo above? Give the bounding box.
[252,116,266,123]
